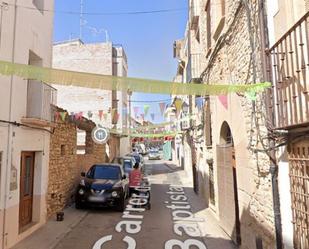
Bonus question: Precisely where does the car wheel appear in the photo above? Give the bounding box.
[75,201,84,209]
[116,196,125,212]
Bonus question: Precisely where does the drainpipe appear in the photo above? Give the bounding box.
[2,1,17,248]
[259,0,283,248]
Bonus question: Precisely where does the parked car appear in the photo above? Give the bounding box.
[148,149,161,160]
[75,164,129,211]
[112,156,136,176]
[126,152,144,171]
[111,156,136,170]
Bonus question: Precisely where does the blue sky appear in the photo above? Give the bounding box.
[54,0,188,123]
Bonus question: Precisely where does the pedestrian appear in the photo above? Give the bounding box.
[129,162,142,197]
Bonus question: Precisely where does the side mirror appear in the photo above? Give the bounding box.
[81,172,86,177]
[122,175,127,180]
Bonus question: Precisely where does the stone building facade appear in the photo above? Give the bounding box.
[173,0,278,248]
[47,107,106,217]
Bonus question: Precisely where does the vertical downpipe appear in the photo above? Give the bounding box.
[259,0,283,248]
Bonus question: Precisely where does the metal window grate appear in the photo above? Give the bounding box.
[289,139,309,249]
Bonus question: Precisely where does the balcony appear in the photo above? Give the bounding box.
[21,81,57,127]
[186,53,202,83]
[266,11,309,129]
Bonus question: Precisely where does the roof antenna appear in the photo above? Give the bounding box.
[79,0,84,41]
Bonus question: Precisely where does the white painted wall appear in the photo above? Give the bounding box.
[0,0,54,248]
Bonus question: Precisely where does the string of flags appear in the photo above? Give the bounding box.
[0,60,271,95]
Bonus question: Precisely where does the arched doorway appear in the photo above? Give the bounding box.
[217,122,241,245]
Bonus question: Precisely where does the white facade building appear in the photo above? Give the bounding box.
[52,40,129,159]
[0,0,55,248]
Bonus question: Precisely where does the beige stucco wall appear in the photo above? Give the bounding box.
[0,0,54,248]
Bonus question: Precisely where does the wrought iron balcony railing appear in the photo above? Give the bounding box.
[266,11,309,129]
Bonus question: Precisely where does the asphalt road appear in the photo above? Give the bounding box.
[53,160,208,249]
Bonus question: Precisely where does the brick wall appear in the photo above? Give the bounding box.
[47,108,106,217]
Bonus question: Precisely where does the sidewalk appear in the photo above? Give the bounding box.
[152,161,236,249]
[12,207,87,249]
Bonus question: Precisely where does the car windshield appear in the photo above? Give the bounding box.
[123,160,132,171]
[87,166,121,180]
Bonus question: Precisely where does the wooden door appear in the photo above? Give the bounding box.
[217,145,240,245]
[19,152,35,228]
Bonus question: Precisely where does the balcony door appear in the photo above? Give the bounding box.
[19,152,35,229]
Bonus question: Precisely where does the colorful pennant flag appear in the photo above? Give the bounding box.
[218,95,228,109]
[54,112,60,122]
[144,105,150,116]
[98,110,103,120]
[195,97,204,110]
[75,112,83,120]
[133,107,139,115]
[159,102,166,116]
[87,111,93,119]
[60,112,67,121]
[175,99,183,112]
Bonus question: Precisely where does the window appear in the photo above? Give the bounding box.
[60,145,66,156]
[205,0,211,51]
[77,129,86,154]
[33,0,44,13]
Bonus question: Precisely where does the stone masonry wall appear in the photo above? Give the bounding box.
[47,110,106,217]
[47,120,78,217]
[197,0,276,248]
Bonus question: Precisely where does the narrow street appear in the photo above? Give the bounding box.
[13,160,235,249]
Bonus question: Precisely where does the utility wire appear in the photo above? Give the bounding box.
[8,3,188,16]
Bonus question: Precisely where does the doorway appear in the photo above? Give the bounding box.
[19,152,35,230]
[217,122,241,245]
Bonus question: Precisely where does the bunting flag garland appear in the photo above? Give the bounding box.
[144,105,150,116]
[98,110,103,120]
[60,112,67,121]
[159,102,166,116]
[150,113,155,121]
[0,60,271,95]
